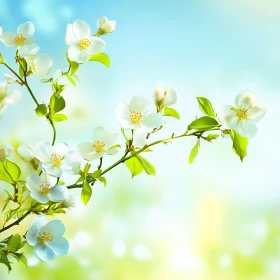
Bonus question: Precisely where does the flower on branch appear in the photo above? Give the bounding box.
[65,20,106,63]
[96,16,116,35]
[34,141,81,177]
[78,126,120,161]
[223,90,267,138]
[27,215,69,261]
[154,83,177,111]
[26,53,53,77]
[115,95,164,130]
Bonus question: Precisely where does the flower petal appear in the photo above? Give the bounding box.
[30,191,49,204]
[42,164,62,178]
[4,90,21,104]
[141,113,164,128]
[223,105,239,129]
[26,173,41,191]
[40,220,66,238]
[84,151,104,161]
[48,184,70,202]
[130,95,149,115]
[1,32,16,47]
[133,129,148,147]
[47,237,69,256]
[163,88,177,106]
[115,101,133,129]
[27,215,49,246]
[61,151,81,175]
[33,54,53,77]
[41,173,57,187]
[73,20,90,40]
[17,145,34,161]
[17,43,40,59]
[234,90,256,109]
[235,119,258,139]
[87,36,106,55]
[78,142,94,157]
[97,16,108,29]
[0,82,9,96]
[53,142,68,157]
[34,242,56,261]
[65,24,77,46]
[68,45,90,63]
[17,21,35,37]
[34,141,52,162]
[247,104,267,123]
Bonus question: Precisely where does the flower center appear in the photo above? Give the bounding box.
[39,231,53,242]
[130,111,142,124]
[79,38,91,49]
[236,109,248,120]
[50,153,62,167]
[14,34,26,45]
[40,182,51,192]
[93,140,105,153]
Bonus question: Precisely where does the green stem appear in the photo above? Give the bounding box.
[67,128,220,189]
[3,63,24,84]
[24,75,39,106]
[49,119,57,145]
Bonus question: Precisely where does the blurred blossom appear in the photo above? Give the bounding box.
[112,240,126,257]
[132,244,152,261]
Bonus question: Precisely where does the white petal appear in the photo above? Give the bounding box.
[34,243,55,261]
[61,151,81,175]
[26,173,41,192]
[78,142,94,157]
[27,215,49,246]
[18,43,40,59]
[41,173,57,187]
[41,220,66,237]
[105,147,119,155]
[4,90,21,104]
[115,101,133,129]
[103,132,118,148]
[65,24,78,46]
[34,141,52,162]
[130,95,149,115]
[97,16,108,29]
[92,127,118,147]
[223,105,239,129]
[1,32,16,47]
[42,164,62,178]
[47,237,69,256]
[235,90,256,109]
[163,88,177,106]
[73,20,90,40]
[48,184,70,202]
[133,129,148,147]
[141,113,164,128]
[101,21,116,33]
[17,21,35,37]
[247,104,267,123]
[0,82,9,97]
[30,191,49,203]
[68,45,90,63]
[235,119,258,139]
[53,143,68,157]
[33,54,53,77]
[0,26,2,36]
[84,151,104,161]
[154,83,165,102]
[87,36,106,55]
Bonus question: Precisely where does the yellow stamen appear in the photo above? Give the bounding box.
[93,140,105,153]
[130,111,142,124]
[14,34,26,45]
[40,182,51,192]
[50,153,62,167]
[236,109,248,120]
[78,38,91,49]
[39,232,53,242]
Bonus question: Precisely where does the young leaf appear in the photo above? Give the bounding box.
[69,61,79,76]
[6,234,21,251]
[91,169,102,178]
[67,76,76,87]
[0,250,11,272]
[230,130,248,162]
[97,177,107,187]
[89,53,110,68]
[188,116,219,131]
[163,107,180,119]
[0,54,4,64]
[0,160,21,184]
[35,104,48,117]
[52,114,68,122]
[49,94,66,113]
[81,180,92,206]
[196,97,216,118]
[136,155,156,176]
[189,140,200,164]
[125,157,143,178]
[40,78,53,83]
[205,133,220,142]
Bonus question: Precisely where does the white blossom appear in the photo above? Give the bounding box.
[97,16,116,35]
[27,54,53,77]
[65,20,105,63]
[154,83,177,111]
[26,215,69,261]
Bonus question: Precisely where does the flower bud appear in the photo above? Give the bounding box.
[97,16,116,35]
[0,144,13,160]
[154,83,177,111]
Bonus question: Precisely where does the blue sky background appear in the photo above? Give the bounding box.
[1,0,280,278]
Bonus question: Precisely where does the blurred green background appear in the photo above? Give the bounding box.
[0,0,279,279]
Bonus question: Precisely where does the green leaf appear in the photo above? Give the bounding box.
[230,130,248,162]
[35,104,48,117]
[163,107,180,119]
[67,76,76,87]
[40,78,53,83]
[125,157,143,178]
[81,180,92,206]
[0,160,21,184]
[0,54,4,64]
[188,116,219,131]
[91,169,102,178]
[189,140,200,164]
[84,163,91,174]
[52,114,68,122]
[11,252,27,266]
[0,250,11,271]
[89,53,110,68]
[196,97,216,118]
[49,94,65,113]
[97,177,107,187]
[69,61,79,76]
[18,57,27,78]
[6,234,21,251]
[205,133,220,142]
[136,155,156,176]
